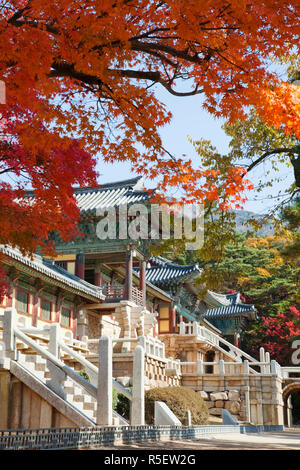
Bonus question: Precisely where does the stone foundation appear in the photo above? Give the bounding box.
[197,389,245,422]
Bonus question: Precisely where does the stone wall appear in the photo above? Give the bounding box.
[182,373,284,426]
[0,369,77,429]
[198,389,246,422]
[113,355,181,390]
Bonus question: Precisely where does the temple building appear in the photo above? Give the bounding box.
[0,176,296,430]
[18,176,256,342]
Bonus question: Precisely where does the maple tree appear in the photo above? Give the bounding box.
[248,305,300,366]
[0,0,300,281]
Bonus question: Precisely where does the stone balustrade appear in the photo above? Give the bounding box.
[1,307,145,427]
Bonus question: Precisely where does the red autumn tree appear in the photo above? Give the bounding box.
[0,1,299,285]
[259,306,300,366]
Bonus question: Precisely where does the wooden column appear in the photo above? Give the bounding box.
[170,306,176,333]
[124,249,133,302]
[94,264,102,287]
[234,333,240,348]
[139,260,146,307]
[75,252,85,280]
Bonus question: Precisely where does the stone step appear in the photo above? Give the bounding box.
[19,358,99,424]
[83,402,96,411]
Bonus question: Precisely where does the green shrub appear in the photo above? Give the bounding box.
[114,387,132,420]
[145,386,209,425]
[112,388,118,410]
[78,369,90,382]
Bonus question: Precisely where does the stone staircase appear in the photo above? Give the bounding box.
[17,351,124,425]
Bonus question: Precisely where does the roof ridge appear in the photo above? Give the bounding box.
[24,176,145,198]
[150,256,200,270]
[74,176,144,193]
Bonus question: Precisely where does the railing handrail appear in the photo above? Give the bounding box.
[14,325,133,402]
[58,339,132,400]
[14,326,97,396]
[179,321,259,364]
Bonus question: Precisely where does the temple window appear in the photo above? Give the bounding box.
[158,305,170,333]
[16,289,30,314]
[61,307,72,328]
[40,299,53,321]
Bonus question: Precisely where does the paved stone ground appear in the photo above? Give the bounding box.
[84,429,300,450]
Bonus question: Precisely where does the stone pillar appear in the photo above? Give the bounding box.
[287,395,293,427]
[96,335,113,426]
[76,309,88,339]
[75,252,85,280]
[124,249,133,302]
[186,410,192,426]
[49,323,61,358]
[197,359,203,375]
[244,386,251,423]
[46,323,66,399]
[131,344,145,425]
[3,307,17,359]
[260,347,266,374]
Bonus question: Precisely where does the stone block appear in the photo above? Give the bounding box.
[209,408,223,416]
[225,400,241,414]
[206,402,215,408]
[117,376,131,387]
[154,401,182,425]
[215,400,224,408]
[228,390,240,401]
[210,391,228,401]
[198,391,209,400]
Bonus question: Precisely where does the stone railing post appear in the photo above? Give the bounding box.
[244,360,249,375]
[46,323,66,399]
[259,347,266,373]
[96,335,113,426]
[219,359,225,376]
[3,307,17,359]
[131,344,145,425]
[244,386,251,423]
[265,352,270,373]
[138,336,146,351]
[49,323,61,358]
[179,322,185,335]
[270,360,278,376]
[197,360,203,375]
[76,309,88,340]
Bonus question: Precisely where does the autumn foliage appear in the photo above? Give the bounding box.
[259,306,300,366]
[0,1,299,263]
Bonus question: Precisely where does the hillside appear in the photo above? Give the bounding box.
[234,210,274,236]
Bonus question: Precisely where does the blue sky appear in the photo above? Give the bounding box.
[96,85,293,215]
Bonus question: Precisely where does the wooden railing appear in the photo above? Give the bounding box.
[131,286,144,306]
[102,284,144,306]
[102,285,124,302]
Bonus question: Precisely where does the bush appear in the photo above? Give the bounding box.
[145,386,209,425]
[78,369,90,382]
[113,387,132,420]
[112,388,118,411]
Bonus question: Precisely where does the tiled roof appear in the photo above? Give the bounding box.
[204,290,231,308]
[1,246,105,301]
[202,289,255,320]
[202,303,256,319]
[25,176,152,215]
[144,257,202,285]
